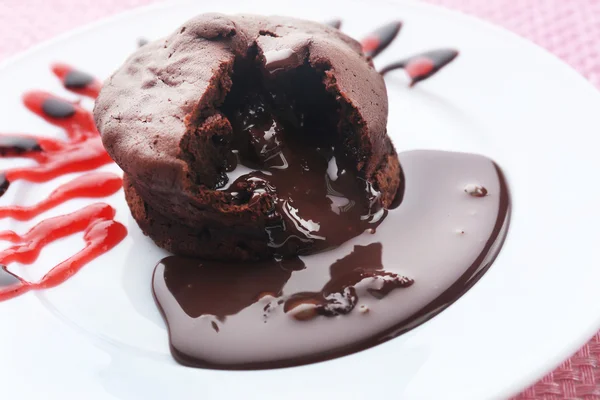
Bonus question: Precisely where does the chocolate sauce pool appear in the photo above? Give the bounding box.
[153,150,510,369]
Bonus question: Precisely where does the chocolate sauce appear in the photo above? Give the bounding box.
[220,63,385,257]
[159,257,303,320]
[52,64,102,98]
[0,175,8,197]
[41,97,76,118]
[153,150,510,369]
[63,70,95,89]
[361,21,402,58]
[464,183,488,197]
[0,136,42,156]
[381,49,459,86]
[284,243,414,319]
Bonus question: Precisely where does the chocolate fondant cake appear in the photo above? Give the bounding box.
[94,13,401,260]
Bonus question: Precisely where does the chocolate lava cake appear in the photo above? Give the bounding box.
[94,13,401,260]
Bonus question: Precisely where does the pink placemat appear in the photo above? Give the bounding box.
[1,0,599,398]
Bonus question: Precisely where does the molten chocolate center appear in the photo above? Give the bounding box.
[219,60,387,256]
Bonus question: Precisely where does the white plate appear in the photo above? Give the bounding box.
[1,0,600,398]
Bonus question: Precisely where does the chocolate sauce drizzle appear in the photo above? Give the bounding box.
[380,49,459,86]
[0,175,8,197]
[356,21,458,84]
[361,21,402,58]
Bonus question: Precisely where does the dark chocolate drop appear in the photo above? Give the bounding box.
[0,136,42,156]
[380,49,459,86]
[361,21,402,58]
[64,70,95,89]
[0,174,9,197]
[42,98,76,118]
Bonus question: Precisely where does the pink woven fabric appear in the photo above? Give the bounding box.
[1,0,599,398]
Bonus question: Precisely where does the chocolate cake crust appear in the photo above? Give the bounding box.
[95,13,401,260]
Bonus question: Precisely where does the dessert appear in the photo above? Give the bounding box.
[94,13,401,260]
[90,14,509,369]
[0,17,461,303]
[0,11,507,376]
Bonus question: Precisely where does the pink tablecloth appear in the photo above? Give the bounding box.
[1,1,599,398]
